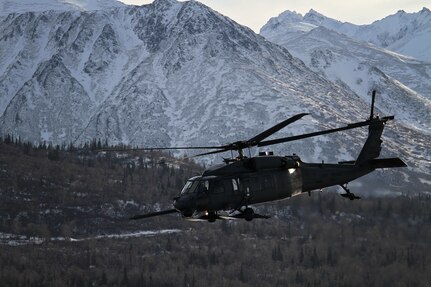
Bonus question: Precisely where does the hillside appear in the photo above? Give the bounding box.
[0,140,202,237]
[0,140,431,286]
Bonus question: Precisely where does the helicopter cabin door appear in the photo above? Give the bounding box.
[239,174,277,205]
[207,178,243,211]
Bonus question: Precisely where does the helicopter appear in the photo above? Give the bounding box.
[128,91,406,222]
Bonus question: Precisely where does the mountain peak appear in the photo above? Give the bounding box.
[260,10,305,35]
[280,10,303,21]
[303,9,341,26]
[307,9,323,16]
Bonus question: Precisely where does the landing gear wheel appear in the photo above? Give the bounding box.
[208,211,216,223]
[244,208,254,221]
[182,210,193,217]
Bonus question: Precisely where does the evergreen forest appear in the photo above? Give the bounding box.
[0,138,430,287]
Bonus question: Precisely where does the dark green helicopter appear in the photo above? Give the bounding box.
[129,92,406,222]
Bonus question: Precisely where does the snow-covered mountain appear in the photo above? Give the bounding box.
[262,8,431,63]
[0,0,125,15]
[0,0,430,192]
[0,0,354,146]
[260,23,431,135]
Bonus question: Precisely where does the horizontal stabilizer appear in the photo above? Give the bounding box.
[368,158,407,169]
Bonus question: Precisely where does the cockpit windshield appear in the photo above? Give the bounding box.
[180,180,196,194]
[180,178,210,195]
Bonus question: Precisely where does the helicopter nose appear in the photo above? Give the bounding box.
[173,196,188,211]
[174,197,195,217]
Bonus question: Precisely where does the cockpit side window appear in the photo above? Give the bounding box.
[199,180,210,193]
[189,181,200,193]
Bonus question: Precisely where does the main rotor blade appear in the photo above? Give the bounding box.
[129,209,178,220]
[192,147,232,157]
[100,146,226,152]
[258,119,373,147]
[247,113,309,144]
[100,113,309,155]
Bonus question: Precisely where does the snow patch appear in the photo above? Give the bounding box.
[0,229,181,246]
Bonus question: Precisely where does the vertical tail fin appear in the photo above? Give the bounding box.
[356,91,394,165]
[356,119,385,164]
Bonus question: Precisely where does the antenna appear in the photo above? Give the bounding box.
[370,90,376,120]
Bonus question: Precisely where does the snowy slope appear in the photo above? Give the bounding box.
[0,0,353,146]
[260,25,431,135]
[260,9,431,190]
[0,0,429,192]
[0,0,124,15]
[355,8,431,62]
[262,8,431,63]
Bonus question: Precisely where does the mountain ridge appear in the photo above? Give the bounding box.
[261,7,431,62]
[0,0,125,16]
[260,10,431,136]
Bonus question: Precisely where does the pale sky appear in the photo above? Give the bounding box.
[119,0,430,32]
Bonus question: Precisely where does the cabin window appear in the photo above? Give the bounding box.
[232,178,241,194]
[232,178,239,191]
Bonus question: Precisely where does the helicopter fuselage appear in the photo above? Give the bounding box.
[173,155,373,216]
[129,92,406,222]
